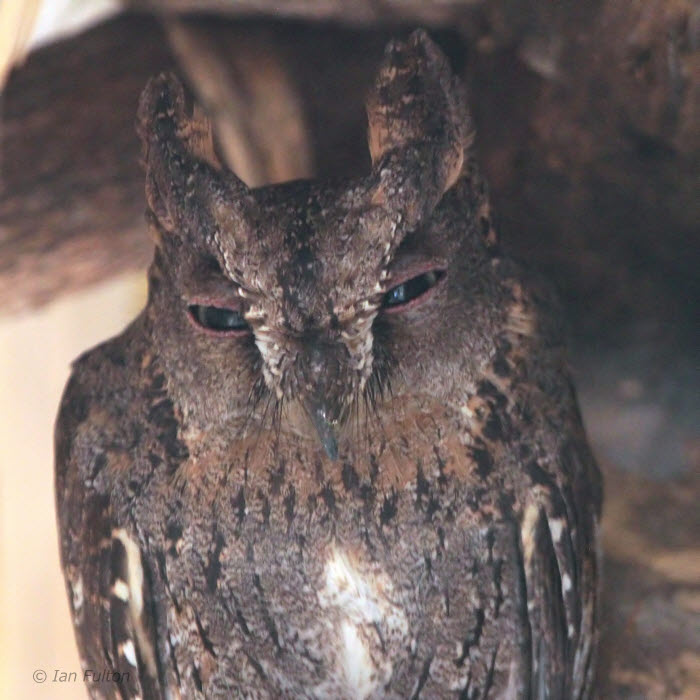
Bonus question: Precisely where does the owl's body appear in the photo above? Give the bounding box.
[56,32,601,699]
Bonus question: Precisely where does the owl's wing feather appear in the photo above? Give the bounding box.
[55,372,163,700]
[521,445,600,700]
[522,505,569,699]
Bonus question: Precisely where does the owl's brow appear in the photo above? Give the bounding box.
[209,227,266,305]
[212,227,238,283]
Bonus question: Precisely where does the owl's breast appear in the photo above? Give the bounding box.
[124,429,529,699]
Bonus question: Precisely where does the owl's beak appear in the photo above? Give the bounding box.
[309,401,339,461]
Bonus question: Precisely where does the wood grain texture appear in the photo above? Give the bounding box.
[165,18,313,186]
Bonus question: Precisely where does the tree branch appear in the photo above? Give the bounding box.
[0,15,167,313]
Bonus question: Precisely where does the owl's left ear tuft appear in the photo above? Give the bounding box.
[358,30,475,260]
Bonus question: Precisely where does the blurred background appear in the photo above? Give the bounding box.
[0,274,144,699]
[1,0,698,697]
[2,6,131,699]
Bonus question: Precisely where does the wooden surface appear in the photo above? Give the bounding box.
[164,17,313,186]
[0,14,313,313]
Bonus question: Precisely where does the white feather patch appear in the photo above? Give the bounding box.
[548,517,564,544]
[340,621,375,698]
[112,529,158,678]
[71,575,84,612]
[317,547,408,698]
[121,639,138,667]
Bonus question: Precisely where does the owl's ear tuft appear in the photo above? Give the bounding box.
[137,72,221,171]
[137,73,235,238]
[364,30,474,240]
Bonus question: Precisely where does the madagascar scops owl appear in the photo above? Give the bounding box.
[55,30,602,699]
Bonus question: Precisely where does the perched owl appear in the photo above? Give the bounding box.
[55,30,602,699]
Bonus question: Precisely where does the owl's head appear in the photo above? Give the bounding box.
[137,30,504,460]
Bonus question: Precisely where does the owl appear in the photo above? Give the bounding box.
[55,30,602,699]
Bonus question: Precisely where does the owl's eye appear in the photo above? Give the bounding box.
[188,304,250,334]
[382,269,445,310]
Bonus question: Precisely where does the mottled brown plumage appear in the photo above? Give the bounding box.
[55,30,602,698]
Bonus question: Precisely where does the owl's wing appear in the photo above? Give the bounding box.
[55,373,163,700]
[520,444,601,700]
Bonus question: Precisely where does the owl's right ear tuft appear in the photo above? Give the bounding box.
[136,72,186,142]
[137,73,220,170]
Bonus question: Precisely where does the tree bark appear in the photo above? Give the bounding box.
[0,15,168,313]
[127,0,484,25]
[164,18,313,186]
[600,464,700,698]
